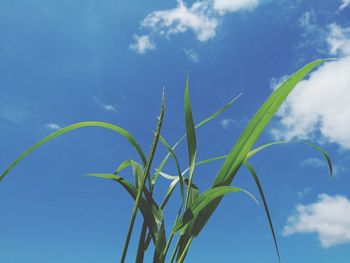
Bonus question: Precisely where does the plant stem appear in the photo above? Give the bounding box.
[177,236,193,263]
[120,94,165,263]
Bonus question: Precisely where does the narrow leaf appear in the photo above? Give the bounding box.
[244,161,281,263]
[0,121,146,181]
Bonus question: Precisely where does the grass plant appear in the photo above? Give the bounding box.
[0,59,333,262]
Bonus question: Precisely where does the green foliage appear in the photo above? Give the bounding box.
[1,60,333,262]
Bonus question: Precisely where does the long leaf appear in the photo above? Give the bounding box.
[0,121,146,181]
[179,59,327,259]
[184,77,197,209]
[244,161,281,263]
[173,186,257,233]
[120,92,165,263]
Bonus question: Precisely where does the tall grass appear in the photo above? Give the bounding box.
[0,59,332,262]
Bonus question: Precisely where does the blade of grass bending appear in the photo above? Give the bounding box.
[0,121,146,182]
[113,159,163,226]
[120,93,165,263]
[184,77,197,209]
[152,93,242,187]
[244,161,281,263]
[183,59,327,241]
[173,186,258,233]
[86,173,159,242]
[302,141,333,176]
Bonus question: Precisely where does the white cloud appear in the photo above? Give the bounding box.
[272,24,350,149]
[93,97,118,113]
[213,0,259,14]
[273,57,350,148]
[221,118,236,129]
[339,0,350,10]
[45,123,61,131]
[102,105,118,113]
[283,194,350,248]
[183,48,200,63]
[132,0,260,53]
[142,0,218,42]
[129,35,156,54]
[327,24,350,56]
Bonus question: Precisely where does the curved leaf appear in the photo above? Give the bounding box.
[179,59,328,260]
[0,121,146,181]
[244,161,281,263]
[173,186,257,234]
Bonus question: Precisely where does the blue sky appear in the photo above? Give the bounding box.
[1,0,350,262]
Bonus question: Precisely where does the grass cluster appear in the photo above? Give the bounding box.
[0,59,332,262]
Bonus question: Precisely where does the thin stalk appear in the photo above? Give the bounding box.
[177,236,194,263]
[170,236,181,263]
[135,223,148,262]
[120,93,165,263]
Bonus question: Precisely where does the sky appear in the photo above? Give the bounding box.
[0,0,350,262]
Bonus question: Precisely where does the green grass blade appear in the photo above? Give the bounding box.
[159,136,185,206]
[184,59,327,240]
[173,186,257,233]
[114,159,133,174]
[302,141,333,176]
[195,93,243,128]
[152,93,242,187]
[120,93,165,263]
[86,173,159,243]
[0,121,146,182]
[184,77,197,209]
[244,161,281,263]
[153,220,167,263]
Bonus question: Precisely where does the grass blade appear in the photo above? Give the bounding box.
[244,161,281,263]
[0,121,146,182]
[152,93,242,187]
[184,77,197,209]
[173,186,257,233]
[302,141,333,176]
[180,59,327,254]
[120,92,165,263]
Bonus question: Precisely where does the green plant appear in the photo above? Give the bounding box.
[1,59,332,262]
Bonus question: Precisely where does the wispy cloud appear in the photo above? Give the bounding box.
[45,123,62,131]
[297,187,312,198]
[93,97,118,113]
[131,0,260,54]
[129,35,156,54]
[300,157,325,168]
[339,0,350,11]
[0,108,31,125]
[183,48,200,63]
[220,118,236,129]
[283,194,350,248]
